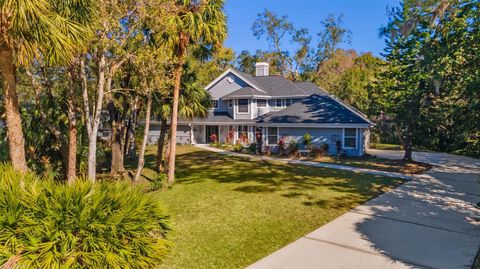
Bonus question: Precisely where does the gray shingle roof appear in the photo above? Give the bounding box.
[236,71,268,93]
[221,86,268,99]
[251,76,307,96]
[237,71,308,97]
[256,94,370,125]
[294,81,329,95]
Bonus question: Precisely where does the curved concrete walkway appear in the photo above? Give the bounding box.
[247,150,480,269]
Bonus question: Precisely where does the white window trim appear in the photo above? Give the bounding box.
[266,127,279,146]
[343,128,357,149]
[237,99,249,114]
[257,99,267,107]
[228,99,233,108]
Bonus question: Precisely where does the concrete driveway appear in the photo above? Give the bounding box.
[248,151,480,269]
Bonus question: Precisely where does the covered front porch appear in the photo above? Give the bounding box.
[191,124,267,145]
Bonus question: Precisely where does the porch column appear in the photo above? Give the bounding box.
[202,125,206,144]
[233,125,238,143]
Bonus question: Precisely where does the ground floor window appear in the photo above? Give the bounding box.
[237,125,249,143]
[267,127,278,145]
[344,128,357,148]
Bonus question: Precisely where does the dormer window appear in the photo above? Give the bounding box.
[211,100,218,109]
[285,99,292,107]
[275,99,282,108]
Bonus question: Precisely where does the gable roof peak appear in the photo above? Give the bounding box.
[204,68,267,94]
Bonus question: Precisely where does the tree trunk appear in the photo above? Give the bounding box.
[188,122,194,145]
[166,33,188,185]
[397,90,421,163]
[86,52,107,181]
[0,42,27,172]
[108,100,125,174]
[156,118,168,172]
[403,145,413,162]
[164,138,171,176]
[134,95,152,182]
[125,95,139,158]
[402,120,415,162]
[66,67,78,184]
[66,113,77,183]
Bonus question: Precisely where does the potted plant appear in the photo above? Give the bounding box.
[303,133,312,150]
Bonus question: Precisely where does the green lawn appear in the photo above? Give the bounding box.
[369,143,403,150]
[133,146,404,269]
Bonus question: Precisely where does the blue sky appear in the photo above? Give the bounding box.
[224,0,400,57]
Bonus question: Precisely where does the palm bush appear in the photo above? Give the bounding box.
[0,165,172,268]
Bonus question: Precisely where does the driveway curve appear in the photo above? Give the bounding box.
[248,150,480,269]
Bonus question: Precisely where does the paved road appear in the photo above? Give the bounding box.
[248,150,480,269]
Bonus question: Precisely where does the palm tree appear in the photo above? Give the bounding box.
[155,75,210,173]
[163,0,227,185]
[0,0,93,171]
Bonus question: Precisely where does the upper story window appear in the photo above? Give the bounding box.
[275,99,283,108]
[257,99,267,107]
[344,128,357,149]
[285,99,292,107]
[211,100,218,109]
[228,99,233,108]
[237,99,249,113]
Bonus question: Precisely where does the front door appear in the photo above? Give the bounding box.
[205,125,219,143]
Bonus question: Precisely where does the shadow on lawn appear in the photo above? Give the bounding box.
[141,148,405,208]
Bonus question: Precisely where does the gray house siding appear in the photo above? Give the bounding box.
[278,127,342,156]
[175,125,191,144]
[276,127,364,157]
[217,100,229,111]
[208,72,248,100]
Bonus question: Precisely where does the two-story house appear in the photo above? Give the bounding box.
[151,62,372,157]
